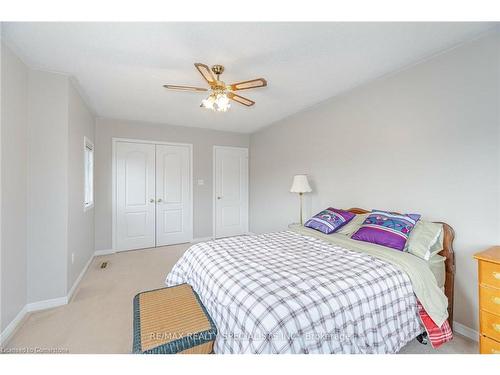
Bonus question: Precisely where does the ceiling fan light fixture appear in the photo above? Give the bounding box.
[201,91,231,112]
[165,63,266,111]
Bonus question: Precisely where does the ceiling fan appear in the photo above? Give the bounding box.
[163,63,267,112]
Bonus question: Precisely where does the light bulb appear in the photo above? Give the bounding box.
[214,93,230,112]
[201,92,230,112]
[201,94,215,110]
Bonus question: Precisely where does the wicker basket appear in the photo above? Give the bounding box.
[133,284,217,354]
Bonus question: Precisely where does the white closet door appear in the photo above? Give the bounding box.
[116,142,156,251]
[156,144,192,246]
[214,147,248,239]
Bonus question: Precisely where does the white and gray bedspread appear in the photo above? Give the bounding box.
[165,231,423,354]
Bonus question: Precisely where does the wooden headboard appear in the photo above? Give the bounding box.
[347,208,456,329]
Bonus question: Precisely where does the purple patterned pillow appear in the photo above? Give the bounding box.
[304,207,355,234]
[351,210,421,250]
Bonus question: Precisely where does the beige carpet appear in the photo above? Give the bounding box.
[4,243,477,354]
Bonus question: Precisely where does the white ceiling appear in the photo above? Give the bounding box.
[2,22,495,133]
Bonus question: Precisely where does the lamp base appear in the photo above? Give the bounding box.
[299,192,303,225]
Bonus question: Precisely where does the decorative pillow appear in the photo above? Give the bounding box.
[405,221,443,260]
[336,213,369,236]
[304,207,355,234]
[351,210,421,250]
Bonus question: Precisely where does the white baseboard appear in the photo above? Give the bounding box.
[26,296,68,312]
[191,236,213,243]
[1,252,96,346]
[454,321,479,342]
[67,254,95,302]
[2,297,68,345]
[94,249,116,256]
[0,305,28,346]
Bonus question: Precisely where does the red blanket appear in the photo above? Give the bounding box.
[417,301,453,348]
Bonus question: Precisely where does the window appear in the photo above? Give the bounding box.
[84,137,94,211]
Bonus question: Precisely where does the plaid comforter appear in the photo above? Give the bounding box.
[165,231,423,353]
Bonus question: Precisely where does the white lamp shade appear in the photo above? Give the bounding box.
[290,175,312,193]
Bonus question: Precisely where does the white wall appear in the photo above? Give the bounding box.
[67,81,95,290]
[27,70,69,303]
[249,31,500,331]
[94,118,250,251]
[0,43,28,333]
[28,72,96,303]
[1,42,96,337]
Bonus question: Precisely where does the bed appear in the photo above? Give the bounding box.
[165,208,455,354]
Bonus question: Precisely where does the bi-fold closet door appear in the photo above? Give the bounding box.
[115,141,192,251]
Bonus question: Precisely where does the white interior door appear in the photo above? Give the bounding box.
[115,142,156,251]
[156,144,192,246]
[214,147,248,238]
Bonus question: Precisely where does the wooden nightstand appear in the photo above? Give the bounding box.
[474,247,500,354]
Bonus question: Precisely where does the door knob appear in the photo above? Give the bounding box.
[217,196,222,200]
[157,198,163,203]
[149,198,155,203]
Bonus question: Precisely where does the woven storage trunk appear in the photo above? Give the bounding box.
[133,283,217,354]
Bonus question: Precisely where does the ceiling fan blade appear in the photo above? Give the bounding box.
[228,78,267,91]
[194,63,216,85]
[227,92,255,107]
[163,84,208,92]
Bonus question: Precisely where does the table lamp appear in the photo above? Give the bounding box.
[290,175,312,224]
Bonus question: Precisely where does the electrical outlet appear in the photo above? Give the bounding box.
[71,253,75,264]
